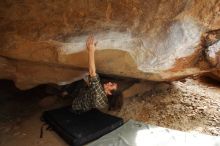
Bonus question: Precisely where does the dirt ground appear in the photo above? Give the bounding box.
[0,76,220,146]
[110,77,220,136]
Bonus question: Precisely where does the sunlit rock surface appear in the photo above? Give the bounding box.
[205,31,220,81]
[0,0,219,89]
[206,41,220,66]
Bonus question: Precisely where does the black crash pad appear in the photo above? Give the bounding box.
[42,106,123,146]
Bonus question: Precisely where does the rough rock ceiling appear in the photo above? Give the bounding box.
[0,0,219,89]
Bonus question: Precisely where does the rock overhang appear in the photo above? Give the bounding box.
[0,0,219,89]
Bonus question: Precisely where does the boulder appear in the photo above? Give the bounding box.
[204,30,220,81]
[206,40,220,67]
[0,0,220,89]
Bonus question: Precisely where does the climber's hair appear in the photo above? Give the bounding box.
[107,89,123,111]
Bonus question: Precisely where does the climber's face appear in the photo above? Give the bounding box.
[103,82,118,95]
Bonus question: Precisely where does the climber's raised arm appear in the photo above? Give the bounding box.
[86,35,96,77]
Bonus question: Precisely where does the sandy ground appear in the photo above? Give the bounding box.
[0,77,220,146]
[110,77,220,136]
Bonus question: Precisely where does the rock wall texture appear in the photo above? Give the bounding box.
[0,0,219,89]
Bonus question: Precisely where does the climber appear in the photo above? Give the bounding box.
[71,35,123,113]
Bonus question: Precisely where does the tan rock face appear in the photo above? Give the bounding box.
[206,41,220,66]
[204,29,220,80]
[0,0,219,89]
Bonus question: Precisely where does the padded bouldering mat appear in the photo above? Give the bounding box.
[42,106,123,146]
[88,120,220,146]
